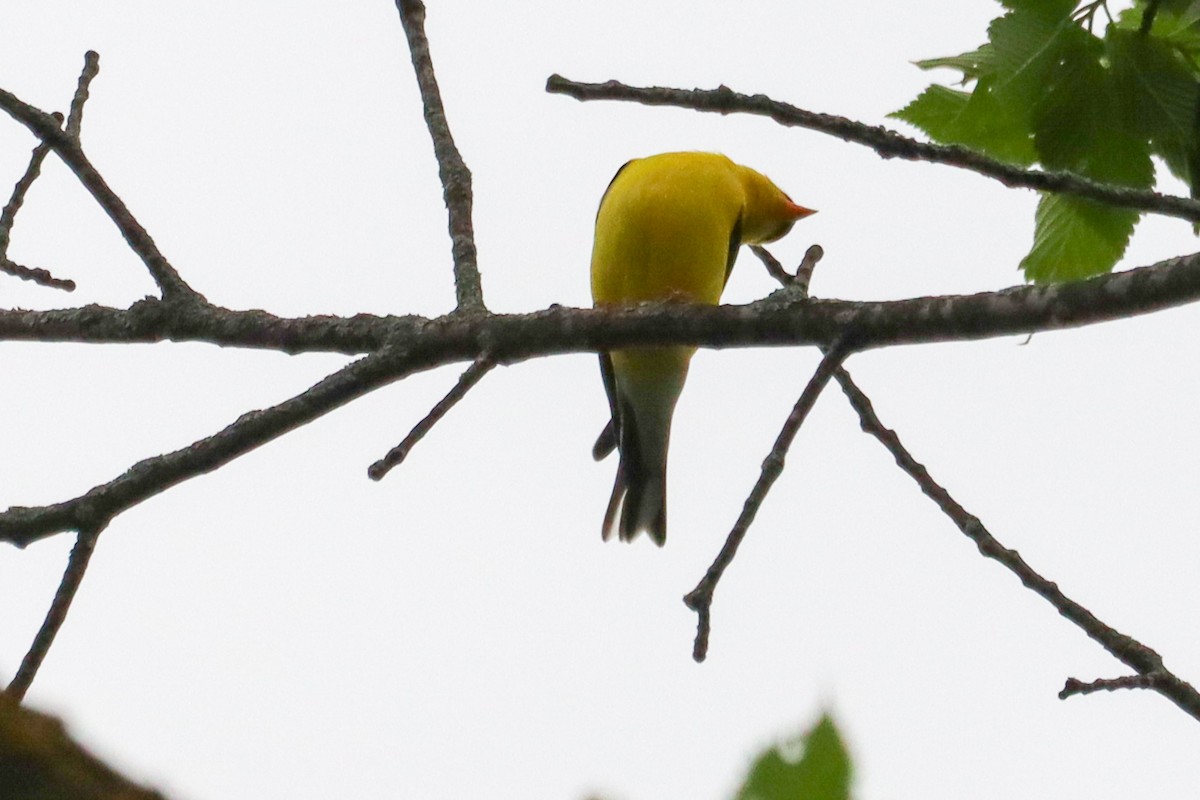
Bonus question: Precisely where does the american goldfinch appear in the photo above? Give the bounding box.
[591,151,815,545]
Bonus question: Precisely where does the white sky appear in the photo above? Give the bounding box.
[3,1,1200,798]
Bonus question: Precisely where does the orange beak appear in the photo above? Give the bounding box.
[786,201,817,220]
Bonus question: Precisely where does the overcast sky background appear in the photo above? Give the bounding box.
[3,1,1200,798]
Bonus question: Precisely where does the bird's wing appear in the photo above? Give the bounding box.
[722,209,744,291]
[594,159,633,222]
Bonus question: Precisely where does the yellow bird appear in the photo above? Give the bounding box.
[590,151,815,546]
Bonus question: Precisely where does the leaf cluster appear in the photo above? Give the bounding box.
[735,714,852,800]
[893,0,1200,282]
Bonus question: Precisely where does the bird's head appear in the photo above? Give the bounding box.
[737,164,816,244]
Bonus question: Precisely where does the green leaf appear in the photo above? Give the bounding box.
[1155,137,1200,198]
[1157,0,1200,13]
[1139,4,1200,40]
[897,0,1192,280]
[1110,13,1200,197]
[913,45,996,82]
[1032,30,1156,187]
[1020,194,1139,282]
[999,0,1080,22]
[1030,33,1109,168]
[1108,25,1200,195]
[1108,27,1199,142]
[890,81,1038,165]
[735,714,852,800]
[989,9,1092,113]
[891,84,971,133]
[1121,0,1200,29]
[1022,32,1151,281]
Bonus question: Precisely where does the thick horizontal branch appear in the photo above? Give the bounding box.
[0,250,1198,358]
[4,250,1200,548]
[0,300,427,353]
[546,75,1200,224]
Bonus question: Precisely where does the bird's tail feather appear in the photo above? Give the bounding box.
[598,348,689,547]
[600,442,668,546]
[601,464,625,542]
[619,454,666,546]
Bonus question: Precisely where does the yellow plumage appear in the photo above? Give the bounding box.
[590,151,815,545]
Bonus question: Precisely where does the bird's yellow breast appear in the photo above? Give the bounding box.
[590,152,746,307]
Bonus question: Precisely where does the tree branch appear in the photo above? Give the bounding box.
[752,244,823,295]
[0,300,425,354]
[0,347,450,548]
[1,250,1200,357]
[835,351,1200,721]
[65,50,99,140]
[6,527,102,700]
[545,75,1200,224]
[6,243,1199,551]
[684,340,850,662]
[0,139,53,260]
[0,248,1199,550]
[0,53,93,293]
[0,70,202,302]
[753,242,1200,719]
[368,353,495,480]
[0,258,76,291]
[1061,674,1166,698]
[395,0,485,313]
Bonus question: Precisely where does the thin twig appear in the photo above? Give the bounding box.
[752,244,824,295]
[6,527,102,700]
[793,245,825,296]
[683,244,824,660]
[684,340,851,662]
[66,50,100,139]
[0,52,97,289]
[835,356,1200,720]
[749,244,793,285]
[0,258,76,291]
[395,0,484,313]
[0,80,202,302]
[369,354,495,480]
[0,139,53,258]
[1060,674,1164,698]
[752,244,1200,717]
[546,75,1200,224]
